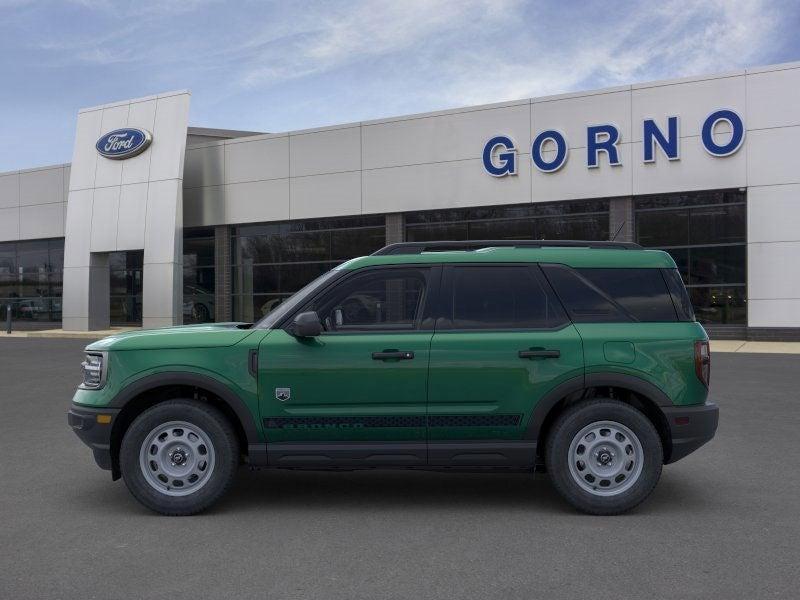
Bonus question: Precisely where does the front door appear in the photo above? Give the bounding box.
[259,265,439,467]
[427,264,584,467]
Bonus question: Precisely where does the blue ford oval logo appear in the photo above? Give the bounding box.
[95,128,152,160]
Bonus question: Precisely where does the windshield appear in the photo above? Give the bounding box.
[253,268,341,329]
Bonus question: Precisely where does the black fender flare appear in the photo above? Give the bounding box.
[108,371,260,444]
[524,375,584,440]
[584,372,673,406]
[524,372,672,440]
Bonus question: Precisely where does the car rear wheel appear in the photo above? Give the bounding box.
[120,400,239,515]
[545,399,663,515]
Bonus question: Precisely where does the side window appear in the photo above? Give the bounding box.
[542,265,679,322]
[577,268,678,322]
[308,268,427,332]
[662,268,695,322]
[541,265,629,322]
[446,266,567,330]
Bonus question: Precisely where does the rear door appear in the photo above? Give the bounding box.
[259,265,439,467]
[427,264,584,467]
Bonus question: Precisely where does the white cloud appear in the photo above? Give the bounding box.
[432,0,783,106]
[20,0,785,101]
[218,0,785,113]
[236,0,518,88]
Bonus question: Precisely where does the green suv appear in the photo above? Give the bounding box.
[68,240,718,515]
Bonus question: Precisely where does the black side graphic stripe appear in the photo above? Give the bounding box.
[428,414,521,427]
[265,416,425,429]
[264,414,522,429]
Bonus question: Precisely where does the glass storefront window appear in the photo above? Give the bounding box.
[109,250,143,325]
[635,189,746,325]
[231,215,385,322]
[689,286,747,326]
[405,200,610,243]
[636,209,688,247]
[184,228,216,323]
[0,239,64,325]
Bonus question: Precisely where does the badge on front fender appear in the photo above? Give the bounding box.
[275,388,291,402]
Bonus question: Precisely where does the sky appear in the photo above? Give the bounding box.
[0,0,798,171]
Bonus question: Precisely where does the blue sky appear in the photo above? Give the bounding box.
[1,0,798,171]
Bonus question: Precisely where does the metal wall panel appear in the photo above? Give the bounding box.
[185,144,224,189]
[225,178,289,224]
[89,186,121,252]
[63,91,190,329]
[0,173,19,209]
[184,185,225,227]
[225,135,288,184]
[116,183,148,250]
[746,126,800,187]
[631,140,746,195]
[121,99,157,185]
[362,102,529,170]
[19,167,64,206]
[746,66,800,130]
[362,157,531,214]
[631,74,746,141]
[290,171,361,219]
[0,207,19,239]
[19,202,64,239]
[290,126,361,177]
[534,88,632,148]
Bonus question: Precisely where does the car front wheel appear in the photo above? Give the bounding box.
[545,399,663,515]
[120,400,239,515]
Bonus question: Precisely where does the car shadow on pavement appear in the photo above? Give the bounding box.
[67,467,709,517]
[226,469,566,512]
[222,468,710,515]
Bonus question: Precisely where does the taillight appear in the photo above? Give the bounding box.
[694,340,710,387]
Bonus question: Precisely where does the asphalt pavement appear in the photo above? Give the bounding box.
[0,337,798,599]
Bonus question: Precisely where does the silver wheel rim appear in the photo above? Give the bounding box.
[138,420,216,497]
[567,420,644,497]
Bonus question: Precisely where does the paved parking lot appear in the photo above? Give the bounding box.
[0,337,798,599]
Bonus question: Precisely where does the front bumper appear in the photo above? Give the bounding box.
[663,401,719,464]
[67,404,121,471]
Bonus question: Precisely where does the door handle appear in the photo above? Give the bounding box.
[518,349,560,359]
[372,350,415,360]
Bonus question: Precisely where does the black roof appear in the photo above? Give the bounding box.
[372,240,642,256]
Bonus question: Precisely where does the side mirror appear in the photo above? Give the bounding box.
[291,311,323,338]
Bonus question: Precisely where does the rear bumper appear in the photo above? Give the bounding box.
[663,401,719,464]
[67,404,121,471]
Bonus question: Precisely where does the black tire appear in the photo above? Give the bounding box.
[545,399,663,515]
[120,400,239,515]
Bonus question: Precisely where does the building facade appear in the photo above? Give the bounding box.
[1,62,799,338]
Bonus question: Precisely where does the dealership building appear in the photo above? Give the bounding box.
[1,60,799,339]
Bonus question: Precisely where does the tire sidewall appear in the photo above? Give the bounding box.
[546,400,663,515]
[120,400,238,515]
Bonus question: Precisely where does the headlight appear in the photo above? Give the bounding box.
[81,352,107,389]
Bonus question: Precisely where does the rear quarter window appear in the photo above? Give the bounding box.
[542,265,679,322]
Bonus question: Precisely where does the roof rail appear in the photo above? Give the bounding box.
[372,240,642,255]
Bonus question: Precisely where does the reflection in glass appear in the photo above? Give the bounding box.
[405,200,610,243]
[231,216,386,322]
[0,238,64,325]
[109,251,143,325]
[635,189,746,325]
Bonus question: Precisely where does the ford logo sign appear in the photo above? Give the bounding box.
[95,128,152,160]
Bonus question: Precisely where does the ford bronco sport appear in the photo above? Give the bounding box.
[68,240,718,515]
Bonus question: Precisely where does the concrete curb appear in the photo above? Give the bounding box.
[0,327,140,340]
[710,340,800,354]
